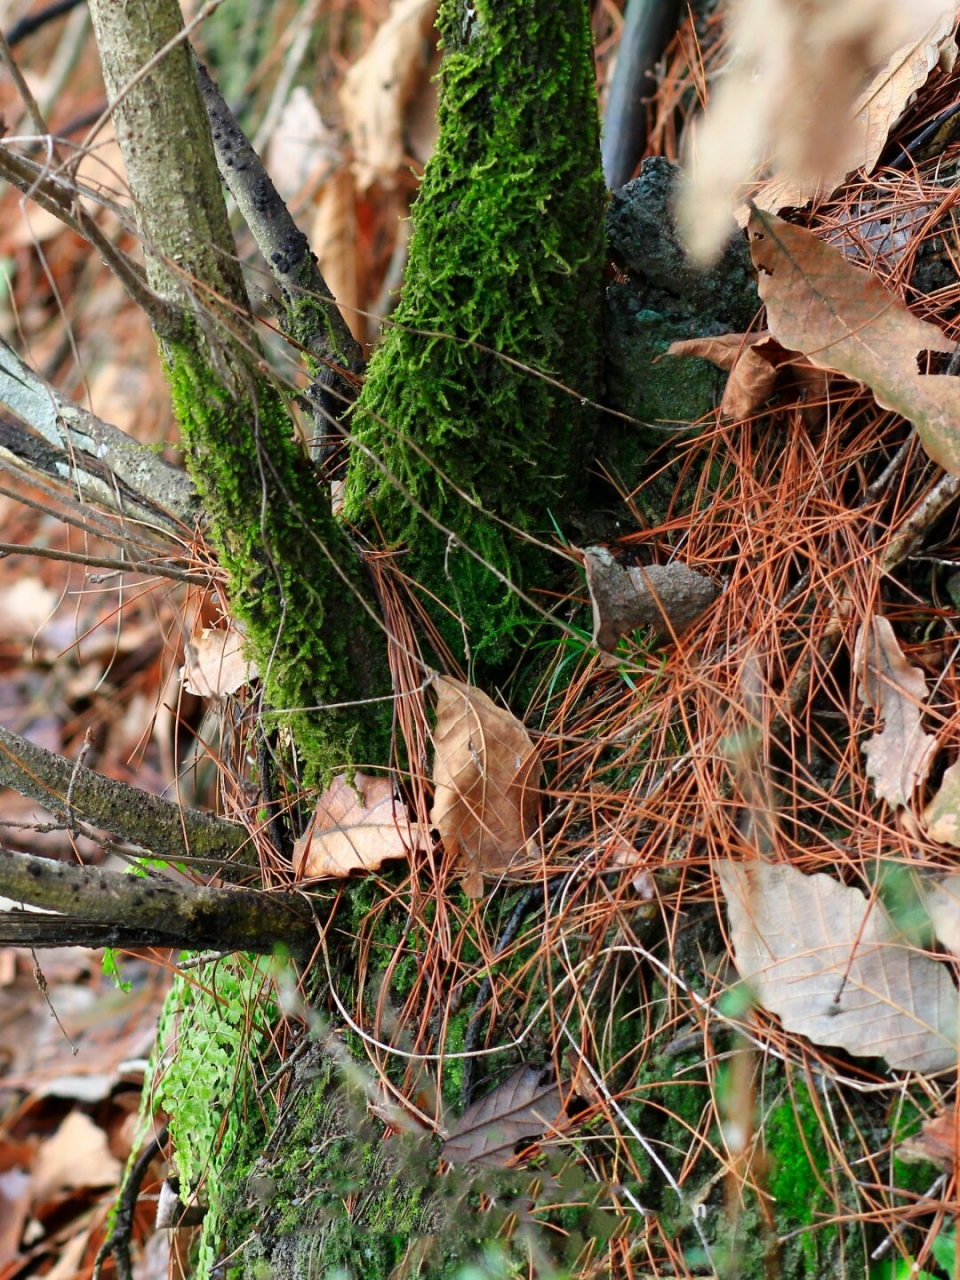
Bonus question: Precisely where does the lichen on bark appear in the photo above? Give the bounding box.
[343,0,606,668]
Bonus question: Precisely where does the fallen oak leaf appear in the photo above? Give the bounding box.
[183,627,257,697]
[896,1104,959,1171]
[430,675,542,898]
[678,0,956,262]
[718,859,958,1072]
[749,207,960,476]
[442,1065,567,1167]
[294,771,422,878]
[855,617,937,810]
[923,760,960,847]
[922,874,960,958]
[743,12,958,218]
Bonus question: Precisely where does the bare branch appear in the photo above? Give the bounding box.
[0,845,317,955]
[195,60,363,442]
[0,724,245,864]
[0,338,198,529]
[0,539,207,585]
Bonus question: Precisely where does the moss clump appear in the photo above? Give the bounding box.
[764,1082,840,1272]
[164,339,390,781]
[343,0,606,669]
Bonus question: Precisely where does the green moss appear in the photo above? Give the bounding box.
[163,338,390,781]
[147,955,277,1280]
[764,1083,838,1269]
[343,0,605,669]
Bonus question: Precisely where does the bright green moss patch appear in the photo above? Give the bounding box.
[343,0,605,668]
[765,1083,836,1263]
[163,339,390,781]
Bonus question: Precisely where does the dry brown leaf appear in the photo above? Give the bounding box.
[855,617,937,809]
[430,675,542,898]
[747,13,958,218]
[668,333,779,419]
[29,1111,121,1204]
[666,331,829,420]
[182,627,257,698]
[679,0,956,262]
[442,1066,566,1167]
[923,759,960,845]
[340,0,438,192]
[896,1104,959,1170]
[294,772,422,878]
[718,860,958,1072]
[601,832,657,899]
[922,875,960,958]
[582,547,717,656]
[311,168,362,344]
[750,208,960,476]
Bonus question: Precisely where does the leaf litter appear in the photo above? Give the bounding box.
[430,675,542,897]
[718,860,958,1073]
[678,0,958,262]
[442,1065,568,1167]
[582,546,717,655]
[749,206,960,476]
[665,331,829,420]
[854,617,937,810]
[294,772,423,878]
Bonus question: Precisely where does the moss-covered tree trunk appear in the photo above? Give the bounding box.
[86,0,610,1275]
[88,0,391,782]
[344,0,606,669]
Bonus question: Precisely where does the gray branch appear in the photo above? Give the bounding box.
[0,724,245,864]
[0,338,199,530]
[0,846,318,955]
[195,60,363,445]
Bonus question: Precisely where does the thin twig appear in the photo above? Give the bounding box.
[93,1125,169,1280]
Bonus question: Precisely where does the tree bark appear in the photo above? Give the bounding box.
[0,845,317,955]
[86,0,391,781]
[0,725,245,864]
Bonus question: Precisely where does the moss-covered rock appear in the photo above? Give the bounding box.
[598,158,760,516]
[343,0,606,669]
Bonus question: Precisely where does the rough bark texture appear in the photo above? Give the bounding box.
[343,0,606,669]
[0,724,243,864]
[88,0,391,783]
[0,846,317,955]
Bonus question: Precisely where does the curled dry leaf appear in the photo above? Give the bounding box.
[294,772,422,879]
[583,546,717,656]
[666,331,829,421]
[340,0,438,192]
[749,207,960,477]
[430,675,542,898]
[855,617,936,810]
[678,0,956,262]
[182,627,257,698]
[896,1104,959,1171]
[922,875,960,958]
[718,860,958,1072]
[442,1066,567,1167]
